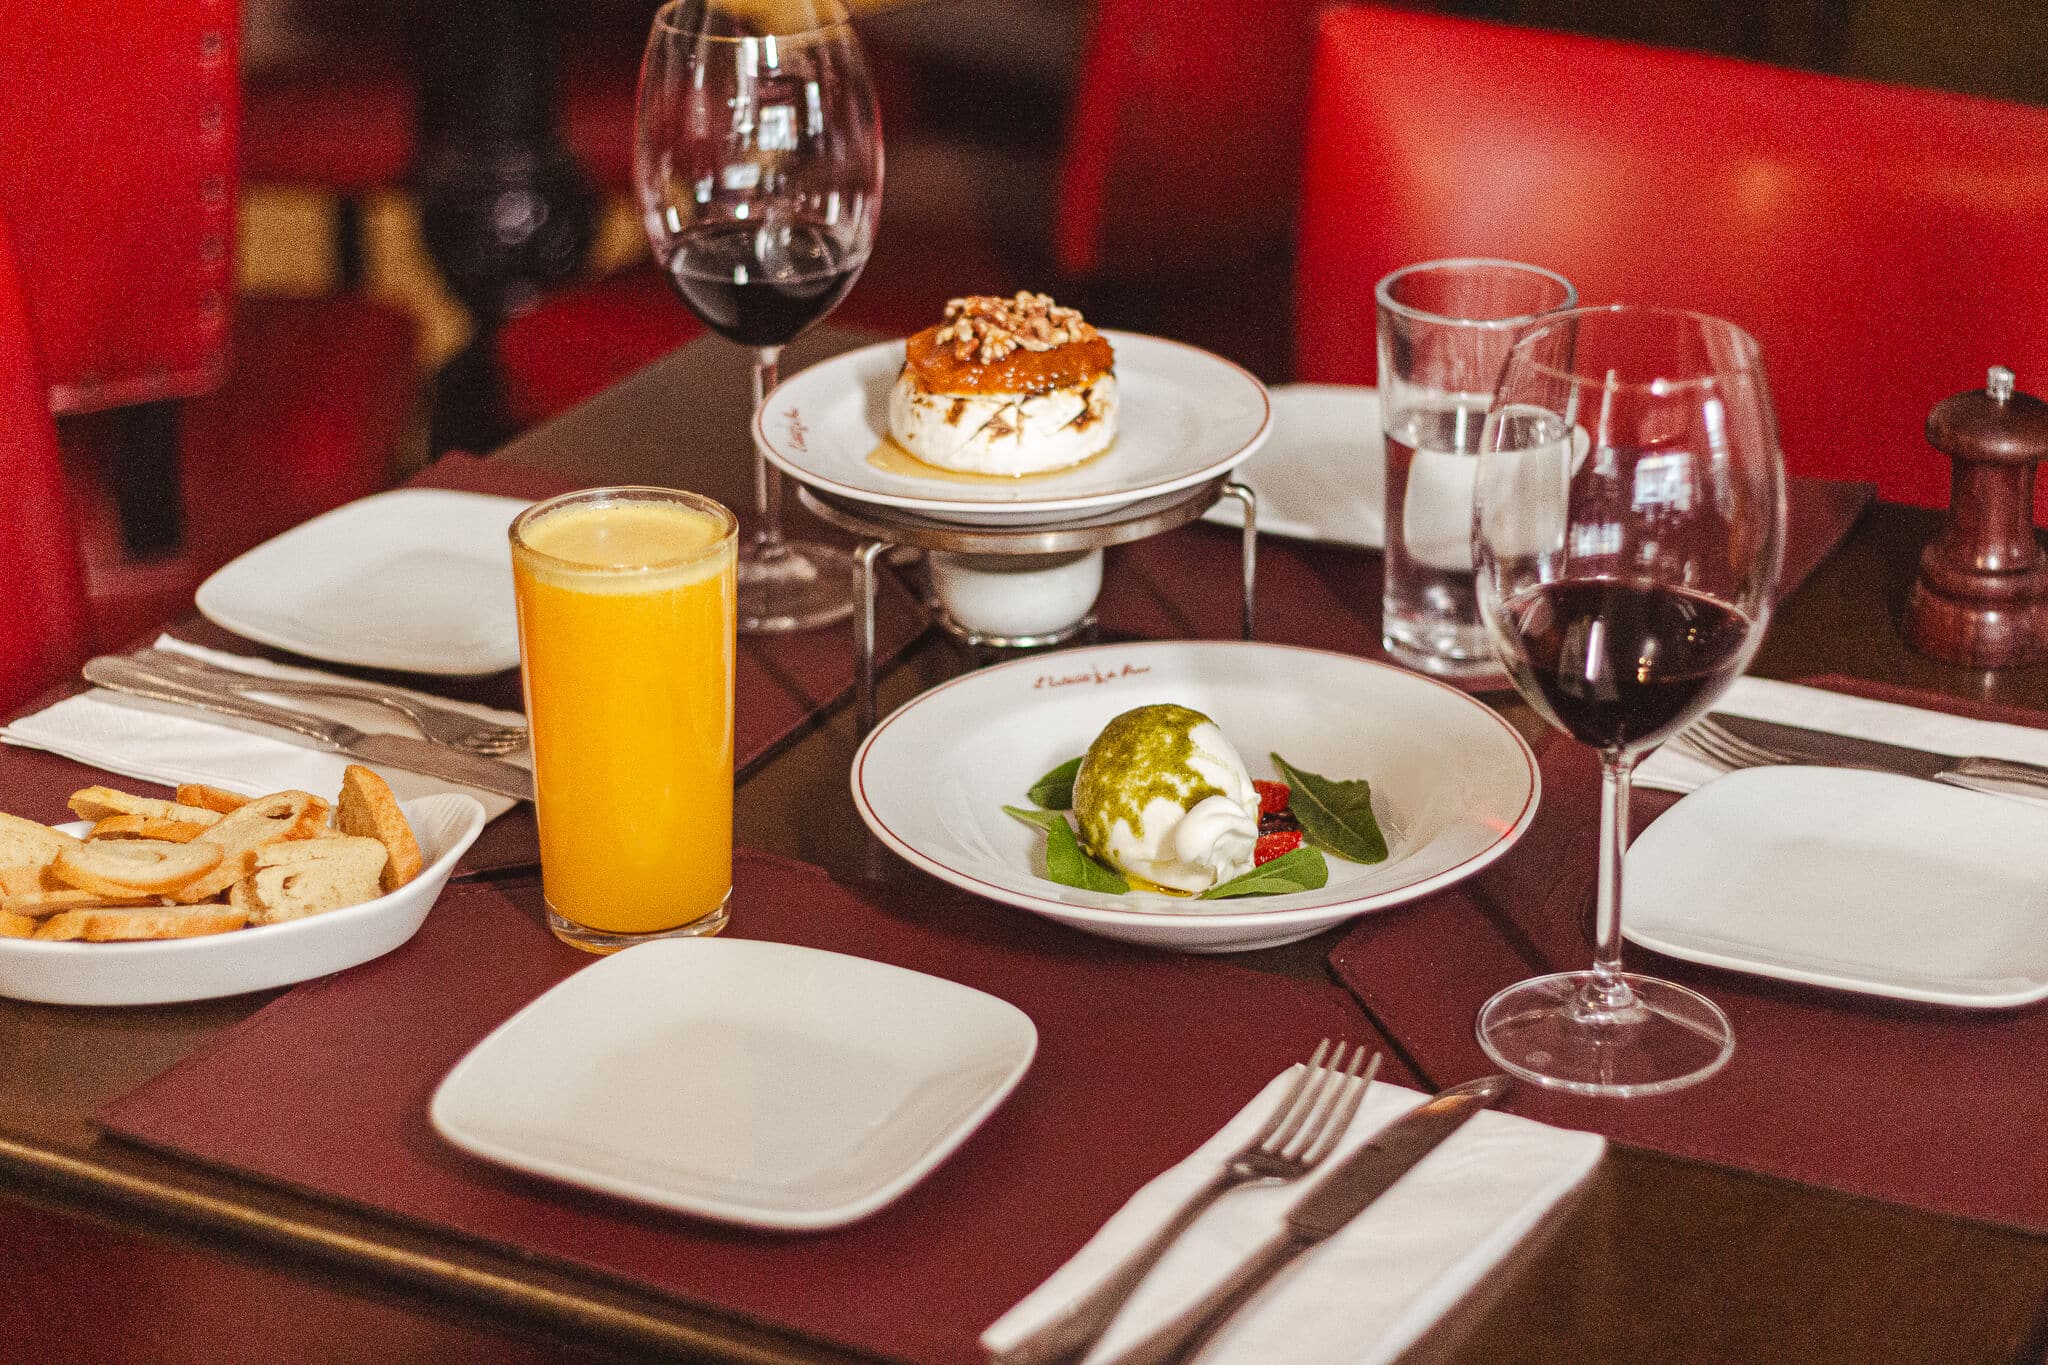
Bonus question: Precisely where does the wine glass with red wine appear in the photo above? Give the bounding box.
[1472,305,1785,1097]
[636,0,882,632]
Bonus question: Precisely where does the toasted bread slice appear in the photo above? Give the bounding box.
[175,783,250,815]
[0,812,80,880]
[334,766,422,892]
[53,839,224,898]
[0,909,33,938]
[172,791,321,903]
[89,814,215,843]
[2,886,158,918]
[0,864,51,900]
[233,835,389,925]
[34,903,248,941]
[66,786,224,828]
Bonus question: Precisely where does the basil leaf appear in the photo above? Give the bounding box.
[1028,756,1084,810]
[1002,804,1067,831]
[1270,754,1388,864]
[1201,846,1329,898]
[1003,805,1129,893]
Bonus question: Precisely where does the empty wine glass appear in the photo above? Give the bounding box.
[1472,305,1785,1097]
[636,0,883,632]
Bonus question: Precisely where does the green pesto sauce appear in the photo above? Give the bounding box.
[1072,704,1224,860]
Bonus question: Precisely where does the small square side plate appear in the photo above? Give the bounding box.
[196,489,531,675]
[1625,765,2048,1008]
[430,938,1037,1229]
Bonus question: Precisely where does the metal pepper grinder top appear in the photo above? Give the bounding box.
[1903,365,2048,667]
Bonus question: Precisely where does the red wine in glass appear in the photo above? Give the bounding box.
[663,220,861,349]
[1499,580,1754,752]
[1473,305,1784,1098]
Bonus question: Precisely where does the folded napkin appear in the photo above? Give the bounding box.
[982,1070,1602,1365]
[1637,676,2048,796]
[0,637,529,819]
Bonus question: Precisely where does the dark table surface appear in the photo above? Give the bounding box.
[5,327,2048,1363]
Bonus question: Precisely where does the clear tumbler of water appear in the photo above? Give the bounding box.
[1376,259,1576,680]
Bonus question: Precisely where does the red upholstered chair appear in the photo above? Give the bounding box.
[0,219,90,716]
[0,0,417,650]
[1297,4,2048,516]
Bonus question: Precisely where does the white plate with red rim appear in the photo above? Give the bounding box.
[851,641,1541,952]
[431,937,1036,1230]
[0,794,486,1006]
[755,331,1271,525]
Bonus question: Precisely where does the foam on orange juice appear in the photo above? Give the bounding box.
[512,495,736,945]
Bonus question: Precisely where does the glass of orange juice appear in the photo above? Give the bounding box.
[510,487,738,952]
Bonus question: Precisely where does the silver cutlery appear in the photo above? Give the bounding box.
[83,656,534,802]
[1676,713,2048,801]
[131,647,528,756]
[1098,1074,1510,1365]
[991,1041,1380,1365]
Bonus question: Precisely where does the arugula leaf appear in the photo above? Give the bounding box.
[1028,756,1084,810]
[1270,754,1388,864]
[1003,805,1129,893]
[1201,846,1329,898]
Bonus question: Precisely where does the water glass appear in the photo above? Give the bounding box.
[1376,259,1576,679]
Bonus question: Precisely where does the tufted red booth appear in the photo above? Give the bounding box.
[1297,4,2048,517]
[0,220,89,716]
[0,0,418,651]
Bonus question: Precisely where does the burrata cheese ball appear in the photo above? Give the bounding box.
[1071,703,1260,893]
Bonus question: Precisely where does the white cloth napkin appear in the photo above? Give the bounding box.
[1637,676,2048,797]
[982,1071,1603,1365]
[0,637,529,819]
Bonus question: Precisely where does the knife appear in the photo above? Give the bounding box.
[1097,1075,1510,1365]
[1712,713,2048,802]
[82,656,534,802]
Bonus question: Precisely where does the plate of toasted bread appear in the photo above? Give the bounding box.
[0,767,485,1005]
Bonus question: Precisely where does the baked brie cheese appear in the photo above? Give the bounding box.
[887,292,1117,475]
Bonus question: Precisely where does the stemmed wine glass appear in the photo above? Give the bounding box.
[636,0,883,632]
[1472,305,1785,1097]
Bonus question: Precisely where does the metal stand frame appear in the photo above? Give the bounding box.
[800,479,1259,731]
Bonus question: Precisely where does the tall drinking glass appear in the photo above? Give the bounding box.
[511,487,739,952]
[1473,306,1784,1096]
[635,0,882,633]
[1377,260,1576,680]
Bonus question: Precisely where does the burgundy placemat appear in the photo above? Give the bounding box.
[1096,476,1872,654]
[0,454,928,877]
[97,851,1408,1365]
[1328,676,2048,1233]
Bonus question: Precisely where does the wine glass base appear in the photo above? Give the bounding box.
[1476,970,1733,1098]
[739,539,855,634]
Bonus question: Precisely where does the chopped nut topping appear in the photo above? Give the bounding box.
[932,291,1099,364]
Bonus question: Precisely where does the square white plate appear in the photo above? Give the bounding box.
[1201,383,1383,548]
[196,489,531,675]
[1625,765,2048,1008]
[430,938,1037,1229]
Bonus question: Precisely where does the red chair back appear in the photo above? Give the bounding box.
[1297,5,2048,513]
[0,219,89,714]
[0,0,238,414]
[1053,0,1323,279]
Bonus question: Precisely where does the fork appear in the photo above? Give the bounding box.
[130,648,529,756]
[1671,716,1789,773]
[991,1040,1380,1365]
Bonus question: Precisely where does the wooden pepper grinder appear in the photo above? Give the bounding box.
[1904,365,2048,666]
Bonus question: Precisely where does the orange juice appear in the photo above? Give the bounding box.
[510,488,738,951]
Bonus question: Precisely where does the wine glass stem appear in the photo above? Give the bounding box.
[751,345,786,557]
[1589,749,1640,1013]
